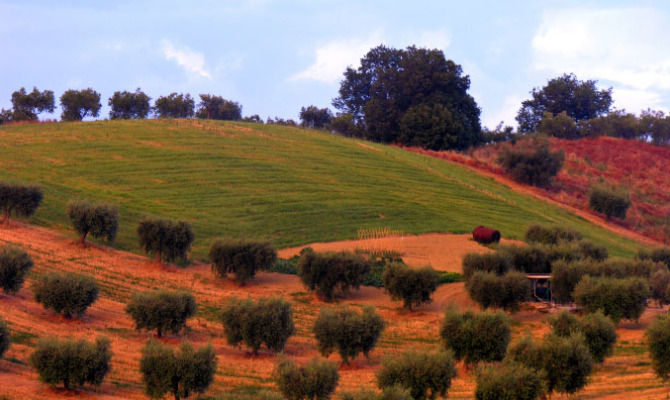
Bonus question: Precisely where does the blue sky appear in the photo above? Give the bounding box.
[2,0,670,128]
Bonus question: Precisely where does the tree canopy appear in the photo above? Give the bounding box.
[299,106,332,128]
[196,94,242,120]
[108,88,151,119]
[9,87,55,121]
[333,45,482,150]
[154,93,195,118]
[516,73,613,133]
[60,88,102,121]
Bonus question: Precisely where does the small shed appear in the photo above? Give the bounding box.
[526,274,552,303]
[472,226,501,244]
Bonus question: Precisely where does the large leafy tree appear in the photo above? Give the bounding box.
[333,45,482,150]
[154,93,195,118]
[299,105,332,128]
[60,88,101,121]
[196,94,241,120]
[516,73,613,133]
[108,88,151,119]
[10,87,55,121]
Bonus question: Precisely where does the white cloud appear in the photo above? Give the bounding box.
[531,7,670,113]
[161,40,211,79]
[482,94,523,129]
[290,32,383,84]
[291,29,451,84]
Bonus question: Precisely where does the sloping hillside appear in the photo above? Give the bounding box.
[417,136,670,245]
[0,120,642,257]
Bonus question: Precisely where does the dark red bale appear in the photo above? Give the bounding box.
[473,226,501,244]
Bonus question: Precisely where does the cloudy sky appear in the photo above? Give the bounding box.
[2,0,670,128]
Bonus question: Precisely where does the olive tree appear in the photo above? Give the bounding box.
[33,272,99,318]
[140,339,217,400]
[313,306,385,363]
[60,88,101,121]
[340,387,412,400]
[440,307,511,365]
[209,238,277,284]
[154,93,195,118]
[274,357,339,400]
[382,263,439,310]
[137,217,194,264]
[589,186,631,220]
[67,199,119,246]
[126,290,197,337]
[108,88,151,119]
[541,334,593,396]
[0,317,9,359]
[0,181,43,224]
[220,297,294,355]
[549,310,617,363]
[0,245,33,294]
[465,271,529,312]
[573,276,650,323]
[474,362,545,400]
[297,249,370,301]
[30,336,111,390]
[646,313,670,381]
[377,350,456,400]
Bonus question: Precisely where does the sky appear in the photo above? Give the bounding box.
[2,0,670,128]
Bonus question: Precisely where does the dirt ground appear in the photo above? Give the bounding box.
[0,223,666,399]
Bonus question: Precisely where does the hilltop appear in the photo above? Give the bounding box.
[0,119,643,257]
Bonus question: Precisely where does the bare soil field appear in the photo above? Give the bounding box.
[0,223,666,399]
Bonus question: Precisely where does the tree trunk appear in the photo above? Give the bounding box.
[157,327,162,338]
[3,209,9,225]
[80,232,87,246]
[156,250,162,264]
[63,378,70,391]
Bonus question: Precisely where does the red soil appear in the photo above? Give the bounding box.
[403,136,669,247]
[0,223,666,399]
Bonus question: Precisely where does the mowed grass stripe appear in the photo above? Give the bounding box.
[1,119,640,258]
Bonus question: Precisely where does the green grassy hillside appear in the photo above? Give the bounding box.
[0,119,641,258]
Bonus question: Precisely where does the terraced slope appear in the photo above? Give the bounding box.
[0,119,641,257]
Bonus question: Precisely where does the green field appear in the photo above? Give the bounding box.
[0,119,642,258]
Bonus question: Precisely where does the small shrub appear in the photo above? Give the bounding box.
[497,138,564,187]
[466,270,529,312]
[549,310,616,363]
[462,252,512,280]
[537,111,579,139]
[377,350,456,400]
[140,339,217,400]
[541,334,593,396]
[137,217,194,264]
[0,317,9,359]
[542,240,608,263]
[382,263,439,310]
[220,297,294,354]
[274,357,339,400]
[650,268,670,305]
[589,186,631,219]
[497,244,551,274]
[33,272,99,318]
[67,199,119,245]
[475,362,545,400]
[440,307,511,365]
[126,290,197,337]
[209,238,277,284]
[580,311,617,363]
[297,249,370,301]
[29,336,111,390]
[638,247,670,269]
[646,313,670,380]
[0,181,43,224]
[505,336,543,371]
[0,245,33,294]
[548,310,581,337]
[573,276,650,323]
[313,306,385,363]
[524,225,582,245]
